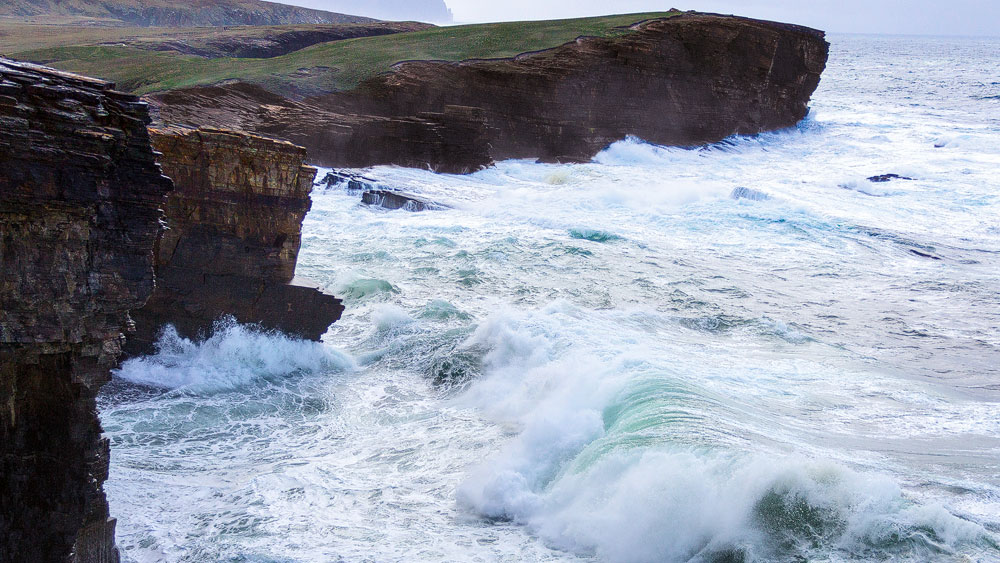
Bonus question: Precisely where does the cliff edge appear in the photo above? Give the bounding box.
[125,126,344,356]
[152,13,829,172]
[0,58,172,562]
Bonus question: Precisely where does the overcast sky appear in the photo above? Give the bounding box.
[297,0,998,36]
[444,1,998,36]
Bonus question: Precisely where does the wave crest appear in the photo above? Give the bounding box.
[114,318,355,391]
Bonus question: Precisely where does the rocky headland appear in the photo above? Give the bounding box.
[0,8,831,560]
[0,58,172,562]
[125,126,344,356]
[1,58,343,560]
[151,13,829,172]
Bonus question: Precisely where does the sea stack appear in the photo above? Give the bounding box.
[125,126,344,356]
[0,58,172,562]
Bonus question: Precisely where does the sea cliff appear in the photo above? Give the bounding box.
[152,13,829,172]
[125,126,344,356]
[0,58,172,562]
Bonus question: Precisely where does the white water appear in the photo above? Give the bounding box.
[102,35,1000,562]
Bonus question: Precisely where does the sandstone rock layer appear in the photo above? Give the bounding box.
[152,13,829,173]
[125,126,344,355]
[0,57,172,562]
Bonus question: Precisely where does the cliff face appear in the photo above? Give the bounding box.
[0,58,171,562]
[151,13,829,173]
[125,127,344,355]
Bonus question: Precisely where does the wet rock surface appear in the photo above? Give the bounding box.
[317,169,379,191]
[152,14,829,173]
[125,126,344,356]
[868,173,914,183]
[0,58,172,562]
[361,189,449,211]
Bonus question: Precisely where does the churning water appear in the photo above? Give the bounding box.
[100,34,1000,562]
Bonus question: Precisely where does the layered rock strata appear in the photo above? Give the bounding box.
[152,13,829,173]
[125,126,343,355]
[0,58,172,562]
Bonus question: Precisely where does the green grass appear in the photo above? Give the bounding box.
[11,11,680,95]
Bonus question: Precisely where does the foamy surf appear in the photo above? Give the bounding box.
[114,318,355,391]
[100,34,1000,562]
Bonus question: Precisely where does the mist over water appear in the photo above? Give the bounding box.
[101,35,1000,562]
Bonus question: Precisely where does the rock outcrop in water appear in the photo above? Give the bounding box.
[0,58,172,562]
[152,13,829,173]
[124,126,344,356]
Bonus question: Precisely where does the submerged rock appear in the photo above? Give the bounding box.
[731,186,771,201]
[317,169,379,191]
[868,173,915,183]
[361,189,450,211]
[125,126,344,356]
[0,58,172,562]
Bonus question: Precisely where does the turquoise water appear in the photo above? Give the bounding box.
[100,35,1000,562]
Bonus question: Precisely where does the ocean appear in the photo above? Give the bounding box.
[99,34,1000,562]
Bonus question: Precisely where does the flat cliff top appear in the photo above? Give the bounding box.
[3,11,683,96]
[0,20,433,57]
[0,0,376,26]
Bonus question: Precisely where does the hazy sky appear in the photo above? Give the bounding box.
[298,0,998,36]
[443,1,997,36]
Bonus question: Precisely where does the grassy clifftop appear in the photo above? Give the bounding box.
[0,0,374,26]
[5,11,679,96]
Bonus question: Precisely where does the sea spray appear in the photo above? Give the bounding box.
[454,306,992,561]
[114,318,355,391]
[99,34,1000,562]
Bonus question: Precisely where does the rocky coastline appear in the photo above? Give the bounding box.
[0,58,172,562]
[1,10,828,560]
[1,59,341,560]
[152,13,829,173]
[125,126,343,356]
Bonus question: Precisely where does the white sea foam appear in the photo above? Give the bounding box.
[114,319,355,391]
[455,307,991,562]
[101,35,1000,562]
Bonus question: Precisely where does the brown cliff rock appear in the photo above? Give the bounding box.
[125,126,344,355]
[0,58,172,562]
[151,13,829,173]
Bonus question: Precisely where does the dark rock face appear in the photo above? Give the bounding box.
[868,173,914,183]
[152,14,828,173]
[316,169,378,191]
[125,127,344,356]
[151,84,494,173]
[0,58,172,562]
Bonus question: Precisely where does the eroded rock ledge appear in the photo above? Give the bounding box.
[0,58,172,562]
[125,126,344,355]
[152,13,830,173]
